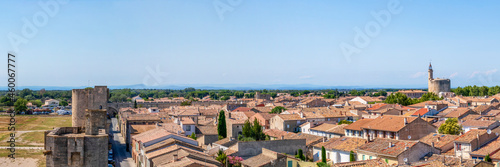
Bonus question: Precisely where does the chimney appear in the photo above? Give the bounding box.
[323,137,325,142]
[300,112,304,118]
[173,154,178,162]
[437,137,440,142]
[389,142,393,148]
[431,142,435,148]
[281,135,284,140]
[404,118,408,125]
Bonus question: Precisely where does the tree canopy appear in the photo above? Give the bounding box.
[438,118,463,135]
[270,106,286,114]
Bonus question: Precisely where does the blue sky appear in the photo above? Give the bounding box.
[1,0,500,88]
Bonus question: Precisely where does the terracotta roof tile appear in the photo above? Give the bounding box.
[455,129,487,143]
[310,123,348,135]
[333,158,389,167]
[276,114,306,121]
[357,138,418,157]
[461,120,498,128]
[314,137,366,152]
[419,133,459,150]
[471,137,500,156]
[360,116,417,132]
[344,119,374,131]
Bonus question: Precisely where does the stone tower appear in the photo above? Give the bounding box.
[45,86,109,167]
[428,63,433,81]
[427,63,451,95]
[72,86,108,127]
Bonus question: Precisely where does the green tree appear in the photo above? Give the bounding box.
[216,150,227,166]
[317,162,329,167]
[19,89,33,98]
[24,95,35,101]
[270,106,286,114]
[134,100,137,108]
[218,110,227,138]
[485,154,492,162]
[296,149,305,161]
[240,137,256,141]
[321,146,326,163]
[349,151,355,162]
[242,120,253,138]
[234,91,245,98]
[190,133,197,140]
[30,100,43,107]
[14,98,28,113]
[60,100,68,106]
[1,96,14,106]
[338,120,353,125]
[221,96,230,101]
[180,101,192,106]
[252,119,265,140]
[438,118,463,135]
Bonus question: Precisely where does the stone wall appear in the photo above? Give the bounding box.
[72,86,109,127]
[44,127,108,167]
[399,117,437,140]
[428,79,451,95]
[236,139,306,158]
[197,134,219,146]
[398,142,439,164]
[83,135,108,167]
[85,109,107,135]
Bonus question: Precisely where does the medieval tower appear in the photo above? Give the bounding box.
[72,86,109,127]
[428,63,451,95]
[44,86,110,167]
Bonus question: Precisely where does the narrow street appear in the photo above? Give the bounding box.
[111,118,135,167]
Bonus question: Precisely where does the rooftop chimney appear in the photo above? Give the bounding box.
[300,112,304,118]
[431,142,435,148]
[281,135,284,140]
[404,118,408,125]
[389,142,393,148]
[173,154,178,162]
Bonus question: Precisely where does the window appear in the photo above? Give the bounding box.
[362,155,365,160]
[369,156,372,159]
[287,124,290,128]
[186,125,191,131]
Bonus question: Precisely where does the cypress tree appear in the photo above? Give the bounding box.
[217,110,227,138]
[297,149,304,161]
[321,146,326,163]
